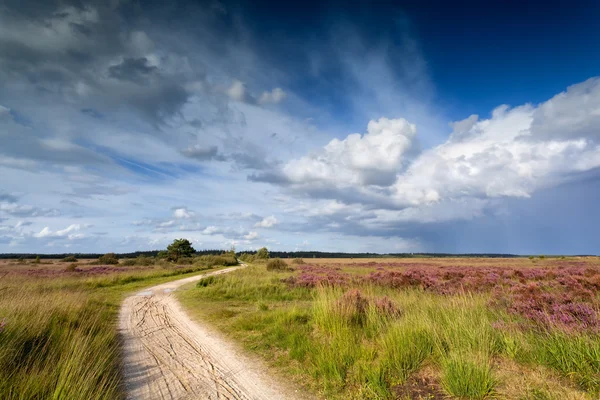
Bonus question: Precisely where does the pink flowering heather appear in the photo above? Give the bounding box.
[284,261,600,332]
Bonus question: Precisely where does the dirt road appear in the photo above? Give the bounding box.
[119,266,301,400]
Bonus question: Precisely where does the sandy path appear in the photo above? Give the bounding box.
[119,266,301,400]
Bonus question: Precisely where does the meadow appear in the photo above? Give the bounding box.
[179,257,600,400]
[0,255,228,400]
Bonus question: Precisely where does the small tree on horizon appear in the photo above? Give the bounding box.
[167,239,195,261]
[256,247,269,260]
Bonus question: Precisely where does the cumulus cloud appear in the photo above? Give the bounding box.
[226,80,253,103]
[34,224,86,239]
[173,207,195,219]
[392,78,600,206]
[268,117,416,188]
[255,215,278,228]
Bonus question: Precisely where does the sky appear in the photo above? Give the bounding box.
[1,0,600,255]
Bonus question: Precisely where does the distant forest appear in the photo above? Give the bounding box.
[0,250,541,259]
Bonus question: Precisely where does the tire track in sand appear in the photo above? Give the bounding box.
[119,266,302,400]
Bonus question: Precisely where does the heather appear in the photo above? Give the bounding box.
[181,257,600,399]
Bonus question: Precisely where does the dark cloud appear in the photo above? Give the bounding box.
[108,57,158,84]
[180,145,226,161]
[0,193,18,203]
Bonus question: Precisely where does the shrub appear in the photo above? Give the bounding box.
[62,255,78,262]
[65,263,78,272]
[33,256,41,264]
[120,259,136,266]
[135,255,154,266]
[266,258,289,271]
[238,253,256,263]
[195,255,238,267]
[256,247,269,260]
[98,253,119,265]
[177,257,194,265]
[292,258,306,264]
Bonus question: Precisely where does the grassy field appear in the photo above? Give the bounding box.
[0,257,224,400]
[179,257,600,400]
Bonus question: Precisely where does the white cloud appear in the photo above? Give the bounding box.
[244,231,259,240]
[202,226,220,235]
[258,88,286,104]
[34,224,85,239]
[226,80,249,102]
[254,215,278,228]
[282,117,416,187]
[392,79,600,206]
[173,208,195,219]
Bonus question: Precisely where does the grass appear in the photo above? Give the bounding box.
[0,259,225,399]
[178,258,600,400]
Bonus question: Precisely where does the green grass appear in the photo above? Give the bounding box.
[0,263,223,399]
[179,263,598,400]
[441,354,496,399]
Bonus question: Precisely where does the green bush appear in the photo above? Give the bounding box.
[238,253,256,263]
[120,259,136,266]
[135,255,154,266]
[98,253,119,265]
[62,255,78,262]
[266,258,289,271]
[195,255,238,267]
[256,247,269,260]
[292,258,305,264]
[177,257,194,265]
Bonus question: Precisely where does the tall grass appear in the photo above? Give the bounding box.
[0,262,225,399]
[180,263,598,399]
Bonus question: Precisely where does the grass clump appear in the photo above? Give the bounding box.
[196,275,218,287]
[442,354,496,399]
[292,258,306,264]
[381,323,433,383]
[266,258,290,271]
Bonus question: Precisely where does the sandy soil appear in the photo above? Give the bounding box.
[119,266,303,400]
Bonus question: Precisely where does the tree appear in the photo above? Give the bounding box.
[256,247,269,259]
[167,239,195,261]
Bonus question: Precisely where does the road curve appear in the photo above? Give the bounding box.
[119,266,298,400]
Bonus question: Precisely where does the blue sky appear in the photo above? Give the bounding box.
[1,0,599,254]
